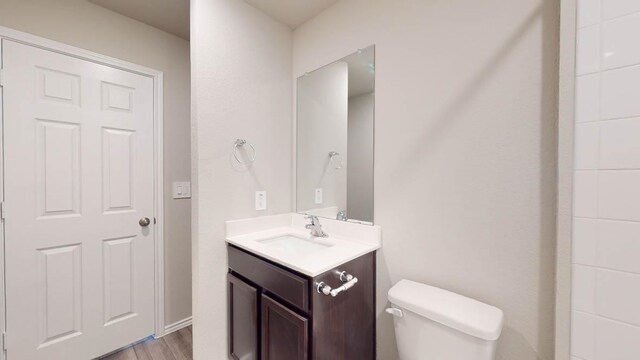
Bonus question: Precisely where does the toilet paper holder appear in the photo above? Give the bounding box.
[315,270,358,297]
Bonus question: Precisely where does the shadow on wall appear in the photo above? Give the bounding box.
[387,4,549,171]
[376,251,397,359]
[377,1,558,359]
[499,327,547,360]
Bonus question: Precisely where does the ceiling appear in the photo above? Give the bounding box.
[88,0,339,41]
[89,0,190,40]
[243,0,340,29]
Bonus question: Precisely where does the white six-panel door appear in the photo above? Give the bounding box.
[2,40,156,360]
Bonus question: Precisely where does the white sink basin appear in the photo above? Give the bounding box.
[225,213,381,276]
[257,234,333,255]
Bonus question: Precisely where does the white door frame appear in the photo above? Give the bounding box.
[0,26,166,357]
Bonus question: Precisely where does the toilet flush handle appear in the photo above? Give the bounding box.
[386,307,404,318]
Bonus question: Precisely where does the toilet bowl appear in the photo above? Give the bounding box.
[387,280,504,360]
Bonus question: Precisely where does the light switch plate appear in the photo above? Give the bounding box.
[315,188,323,204]
[172,181,191,199]
[255,191,267,210]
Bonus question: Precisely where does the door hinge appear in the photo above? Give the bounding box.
[154,217,157,224]
[0,68,5,87]
[1,202,6,220]
[2,332,7,351]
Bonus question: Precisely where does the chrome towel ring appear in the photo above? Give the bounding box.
[233,139,256,165]
[328,151,343,169]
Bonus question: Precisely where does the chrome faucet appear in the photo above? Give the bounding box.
[336,210,347,221]
[305,215,328,238]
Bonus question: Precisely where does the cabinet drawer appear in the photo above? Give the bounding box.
[228,245,309,311]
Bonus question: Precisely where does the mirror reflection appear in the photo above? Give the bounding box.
[296,46,374,224]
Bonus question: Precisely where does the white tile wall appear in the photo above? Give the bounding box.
[575,74,601,123]
[601,65,640,119]
[575,122,600,169]
[577,25,601,75]
[573,265,597,313]
[573,1,640,358]
[597,220,640,273]
[599,118,640,168]
[602,0,640,20]
[573,171,598,218]
[596,269,640,325]
[595,317,640,360]
[598,171,640,221]
[572,311,596,359]
[573,218,598,265]
[579,0,602,28]
[602,13,640,69]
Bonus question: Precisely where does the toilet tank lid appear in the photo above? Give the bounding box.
[388,280,504,341]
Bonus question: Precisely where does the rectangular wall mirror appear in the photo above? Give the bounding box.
[296,45,375,224]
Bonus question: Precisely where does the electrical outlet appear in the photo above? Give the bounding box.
[255,191,267,210]
[315,188,323,204]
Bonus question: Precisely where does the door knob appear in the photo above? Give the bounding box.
[139,217,151,227]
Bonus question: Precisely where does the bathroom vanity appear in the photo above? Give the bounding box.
[226,213,380,360]
[226,46,378,360]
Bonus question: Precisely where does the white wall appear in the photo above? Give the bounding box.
[347,92,374,222]
[293,0,559,359]
[297,61,348,214]
[0,0,192,327]
[570,1,640,359]
[190,0,292,358]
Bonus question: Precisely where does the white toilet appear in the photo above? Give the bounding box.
[387,279,504,360]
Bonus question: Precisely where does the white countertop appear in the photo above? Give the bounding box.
[225,213,381,277]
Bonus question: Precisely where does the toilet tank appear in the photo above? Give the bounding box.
[387,280,504,360]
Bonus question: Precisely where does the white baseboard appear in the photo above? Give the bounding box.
[163,316,193,335]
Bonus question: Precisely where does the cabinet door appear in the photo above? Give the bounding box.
[229,273,259,360]
[261,294,309,360]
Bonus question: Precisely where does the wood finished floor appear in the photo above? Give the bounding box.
[98,326,192,360]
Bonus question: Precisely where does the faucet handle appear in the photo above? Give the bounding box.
[305,214,319,224]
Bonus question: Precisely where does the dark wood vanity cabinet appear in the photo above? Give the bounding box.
[227,245,375,360]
